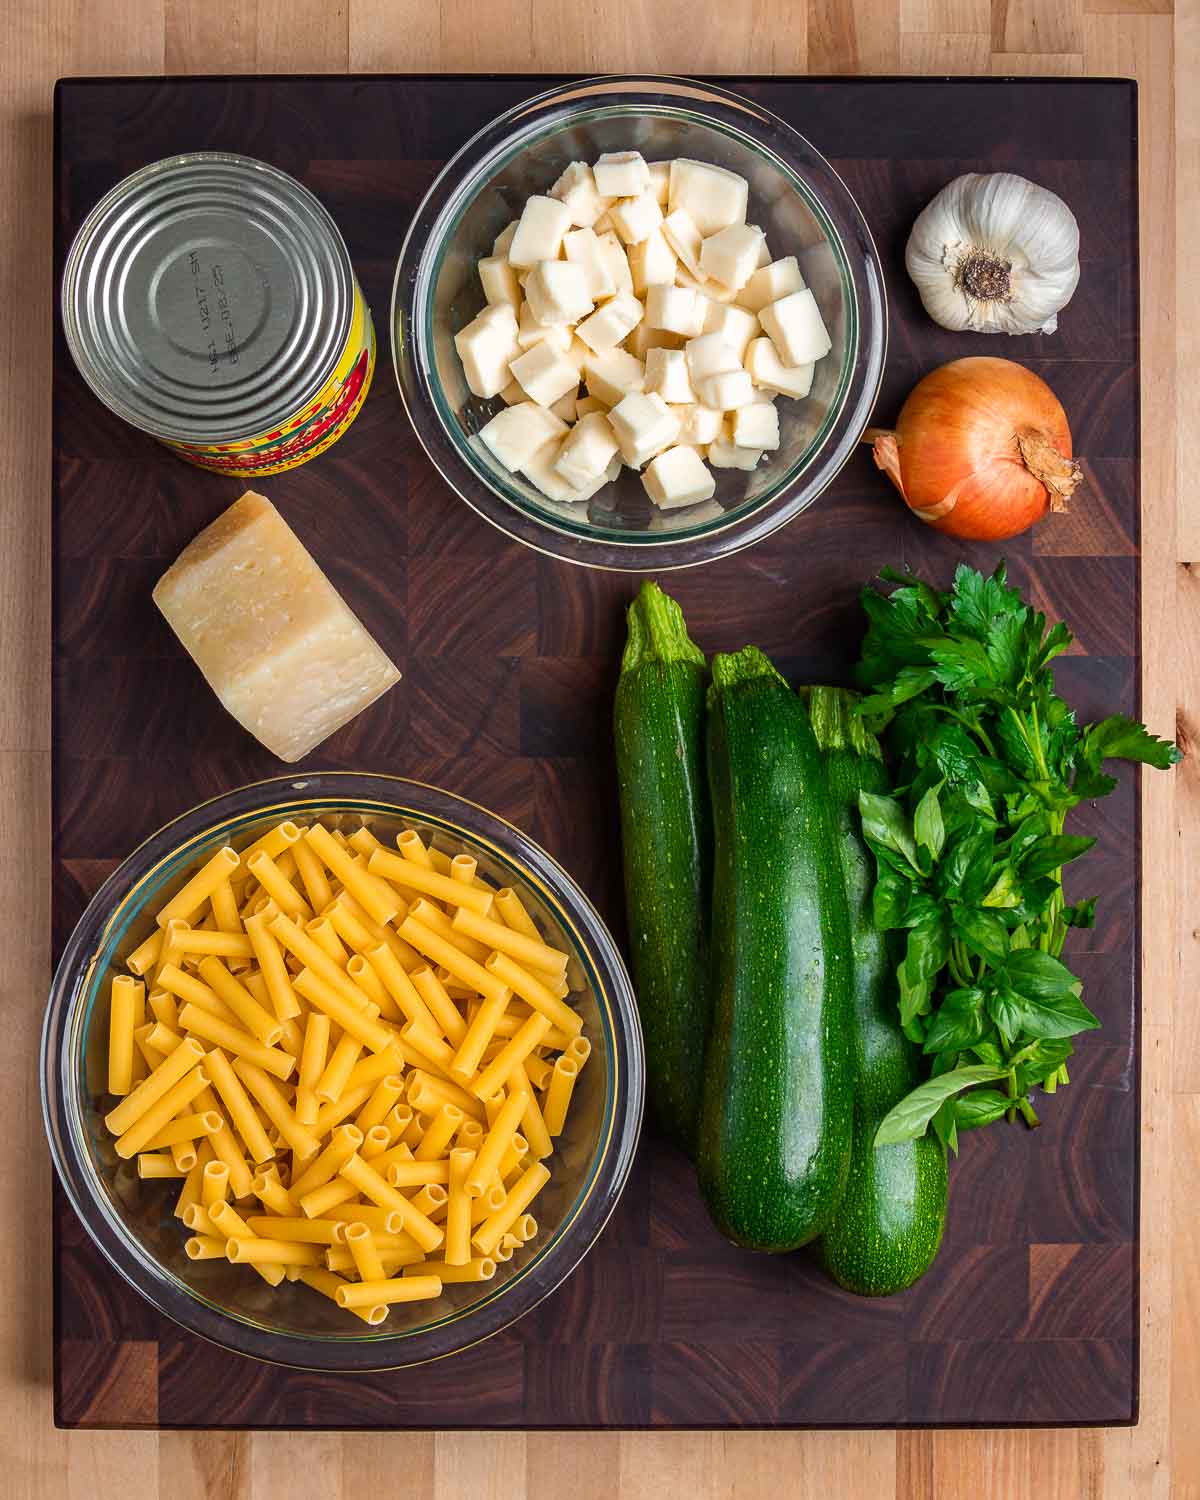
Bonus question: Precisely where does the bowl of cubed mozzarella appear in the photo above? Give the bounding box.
[391,75,886,570]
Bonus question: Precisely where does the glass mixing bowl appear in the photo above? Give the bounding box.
[392,75,886,570]
[41,774,643,1371]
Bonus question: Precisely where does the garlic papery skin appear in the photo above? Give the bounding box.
[905,173,1081,336]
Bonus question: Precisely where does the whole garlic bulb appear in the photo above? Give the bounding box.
[905,173,1080,336]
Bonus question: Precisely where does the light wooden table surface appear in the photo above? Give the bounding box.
[4,4,1196,1497]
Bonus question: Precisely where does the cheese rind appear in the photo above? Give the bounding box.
[153,493,401,764]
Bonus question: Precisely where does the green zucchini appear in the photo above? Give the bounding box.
[808,686,948,1296]
[613,581,712,1153]
[697,648,854,1251]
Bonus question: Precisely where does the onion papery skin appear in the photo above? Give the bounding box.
[871,357,1081,541]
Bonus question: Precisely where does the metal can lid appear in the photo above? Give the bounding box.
[61,152,355,444]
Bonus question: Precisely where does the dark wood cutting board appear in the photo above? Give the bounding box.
[52,74,1140,1429]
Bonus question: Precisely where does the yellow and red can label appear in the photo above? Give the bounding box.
[169,283,376,477]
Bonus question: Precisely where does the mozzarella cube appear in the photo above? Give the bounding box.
[699,277,738,304]
[479,254,522,308]
[524,260,594,327]
[518,300,574,352]
[592,207,615,236]
[699,224,765,292]
[644,347,695,405]
[508,196,573,269]
[583,348,646,406]
[670,402,724,446]
[549,162,612,228]
[739,255,805,314]
[551,389,579,423]
[576,293,644,354]
[454,303,521,398]
[708,437,763,470]
[648,161,671,206]
[553,411,620,486]
[608,391,681,467]
[563,335,592,373]
[745,336,814,399]
[642,446,717,510]
[575,394,608,417]
[522,438,602,503]
[562,227,617,301]
[751,227,772,267]
[609,190,663,246]
[732,402,781,450]
[628,229,678,295]
[593,150,651,198]
[662,209,707,280]
[500,378,526,405]
[700,302,760,359]
[595,231,634,296]
[627,322,685,360]
[479,402,569,471]
[510,341,582,407]
[674,262,707,292]
[684,332,742,382]
[695,368,756,410]
[668,159,749,236]
[645,284,706,337]
[493,220,519,257]
[758,289,832,367]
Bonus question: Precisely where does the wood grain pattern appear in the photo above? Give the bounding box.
[1,0,1193,1494]
[51,71,1140,1432]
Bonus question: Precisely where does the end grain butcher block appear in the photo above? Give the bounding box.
[53,73,1139,1429]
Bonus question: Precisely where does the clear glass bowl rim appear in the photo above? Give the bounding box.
[390,74,888,572]
[41,772,644,1372]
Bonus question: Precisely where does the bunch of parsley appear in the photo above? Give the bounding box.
[853,562,1180,1152]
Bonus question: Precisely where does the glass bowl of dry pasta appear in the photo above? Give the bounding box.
[42,773,643,1370]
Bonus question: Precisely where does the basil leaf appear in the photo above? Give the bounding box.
[859,791,920,873]
[874,1064,1008,1146]
[1008,875,1060,925]
[931,1097,960,1157]
[970,1040,1005,1068]
[1010,988,1101,1041]
[953,907,1010,966]
[923,987,987,1053]
[954,1088,1011,1132]
[986,986,1026,1047]
[1008,812,1051,861]
[871,867,915,930]
[1064,896,1097,929]
[1020,834,1096,880]
[937,825,994,903]
[914,784,946,860]
[1004,949,1082,999]
[981,865,1022,909]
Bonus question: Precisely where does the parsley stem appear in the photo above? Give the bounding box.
[930,705,997,757]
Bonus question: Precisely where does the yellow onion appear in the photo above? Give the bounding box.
[868,356,1082,540]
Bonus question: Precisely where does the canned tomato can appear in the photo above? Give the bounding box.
[61,152,374,476]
